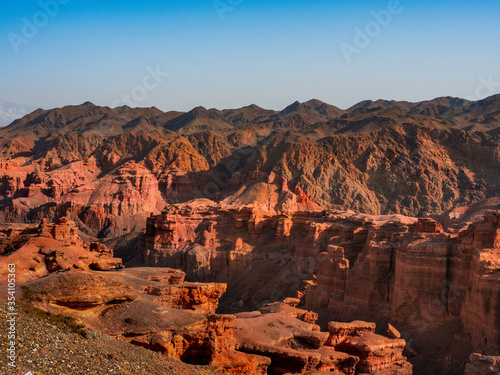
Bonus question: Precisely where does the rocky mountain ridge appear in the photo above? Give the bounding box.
[1,95,499,239]
[1,96,500,374]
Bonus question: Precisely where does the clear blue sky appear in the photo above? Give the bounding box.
[1,0,500,111]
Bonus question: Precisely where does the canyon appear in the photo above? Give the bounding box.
[1,96,500,236]
[17,264,413,375]
[1,97,500,374]
[140,201,500,373]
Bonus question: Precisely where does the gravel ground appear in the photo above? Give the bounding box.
[0,302,222,375]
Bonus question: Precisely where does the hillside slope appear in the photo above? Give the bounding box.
[0,96,499,238]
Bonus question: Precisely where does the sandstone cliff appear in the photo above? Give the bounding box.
[141,203,500,373]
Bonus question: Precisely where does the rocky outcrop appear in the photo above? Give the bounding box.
[233,312,354,374]
[337,334,411,374]
[0,218,121,283]
[233,302,412,374]
[38,217,83,245]
[144,281,227,313]
[0,175,24,197]
[141,203,500,372]
[326,321,376,346]
[305,213,500,359]
[0,159,166,237]
[465,354,500,375]
[19,268,267,374]
[17,267,412,375]
[259,299,319,324]
[459,214,500,355]
[223,171,323,213]
[155,166,196,199]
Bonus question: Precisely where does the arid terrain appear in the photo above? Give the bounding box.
[1,96,500,374]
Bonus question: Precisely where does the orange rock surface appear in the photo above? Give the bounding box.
[464,354,500,375]
[0,217,121,283]
[17,268,412,374]
[141,203,500,371]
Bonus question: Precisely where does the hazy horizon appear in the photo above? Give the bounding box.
[2,92,499,115]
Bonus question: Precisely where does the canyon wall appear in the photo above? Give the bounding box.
[140,203,500,362]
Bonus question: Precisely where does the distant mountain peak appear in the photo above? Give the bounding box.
[275,99,344,121]
[303,98,325,106]
[189,106,209,116]
[243,104,263,110]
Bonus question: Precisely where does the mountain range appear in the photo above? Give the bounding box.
[1,95,500,375]
[0,94,499,238]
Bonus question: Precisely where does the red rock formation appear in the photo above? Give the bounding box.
[144,268,186,284]
[304,213,500,359]
[223,171,323,214]
[0,158,26,171]
[0,158,166,237]
[233,310,356,374]
[39,217,83,246]
[156,167,195,199]
[0,218,121,283]
[335,332,411,374]
[19,268,270,374]
[0,175,24,197]
[233,303,412,374]
[465,354,500,375]
[142,204,500,371]
[327,321,411,374]
[326,321,376,346]
[15,264,413,375]
[413,217,444,233]
[144,282,227,313]
[459,214,500,355]
[259,299,319,324]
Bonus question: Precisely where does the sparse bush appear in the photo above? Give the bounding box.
[21,285,42,302]
[22,304,89,339]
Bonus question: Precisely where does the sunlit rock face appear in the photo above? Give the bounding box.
[142,204,500,361]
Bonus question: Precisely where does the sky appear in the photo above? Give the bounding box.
[1,0,500,112]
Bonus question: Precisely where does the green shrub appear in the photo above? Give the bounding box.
[21,286,42,302]
[22,304,88,339]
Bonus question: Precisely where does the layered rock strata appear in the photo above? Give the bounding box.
[233,301,412,374]
[141,203,500,361]
[20,270,412,375]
